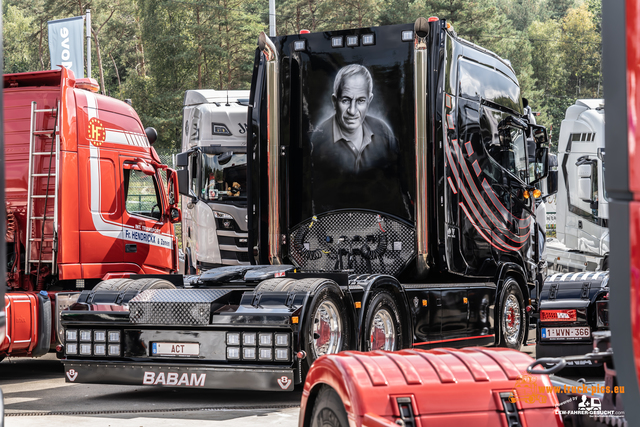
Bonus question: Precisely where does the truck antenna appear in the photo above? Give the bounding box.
[226,90,230,106]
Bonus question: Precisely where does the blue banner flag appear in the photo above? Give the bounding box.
[48,16,85,78]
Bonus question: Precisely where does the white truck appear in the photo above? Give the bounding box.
[546,99,608,272]
[179,90,250,273]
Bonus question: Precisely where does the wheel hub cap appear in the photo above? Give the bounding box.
[503,294,521,345]
[369,308,396,351]
[312,300,343,357]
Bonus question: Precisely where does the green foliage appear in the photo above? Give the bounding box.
[3,0,602,152]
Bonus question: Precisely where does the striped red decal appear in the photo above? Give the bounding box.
[446,140,529,248]
[413,334,495,346]
[447,176,458,194]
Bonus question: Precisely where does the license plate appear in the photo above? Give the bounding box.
[541,327,590,340]
[151,342,199,356]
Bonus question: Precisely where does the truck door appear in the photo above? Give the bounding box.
[120,158,174,273]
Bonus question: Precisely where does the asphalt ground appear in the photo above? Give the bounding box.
[1,345,540,427]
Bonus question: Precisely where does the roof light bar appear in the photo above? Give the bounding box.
[361,34,375,46]
[402,30,413,41]
[347,35,359,47]
[332,36,344,48]
[293,40,306,51]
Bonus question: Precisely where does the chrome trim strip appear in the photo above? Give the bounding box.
[414,18,430,275]
[259,32,282,265]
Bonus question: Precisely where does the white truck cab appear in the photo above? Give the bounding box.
[546,99,608,272]
[178,90,250,273]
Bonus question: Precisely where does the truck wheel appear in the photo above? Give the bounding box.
[310,385,349,427]
[499,278,525,350]
[92,278,134,291]
[254,278,297,293]
[363,290,402,351]
[293,278,350,369]
[122,278,176,293]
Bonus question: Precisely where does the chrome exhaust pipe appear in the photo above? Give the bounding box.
[258,32,282,265]
[414,18,430,276]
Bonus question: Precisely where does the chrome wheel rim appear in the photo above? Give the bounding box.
[503,294,521,346]
[312,300,343,357]
[369,308,396,351]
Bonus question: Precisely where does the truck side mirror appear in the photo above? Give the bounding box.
[577,164,593,202]
[166,168,179,207]
[545,153,558,198]
[177,168,192,198]
[169,207,181,223]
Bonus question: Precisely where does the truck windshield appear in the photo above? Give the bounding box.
[200,152,247,203]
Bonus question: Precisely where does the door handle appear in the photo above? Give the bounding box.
[125,244,137,253]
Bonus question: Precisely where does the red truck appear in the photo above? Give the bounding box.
[2,67,180,359]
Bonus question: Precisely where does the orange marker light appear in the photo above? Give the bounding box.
[291,316,299,324]
[422,299,427,306]
[533,189,542,198]
[355,301,362,309]
[523,190,530,199]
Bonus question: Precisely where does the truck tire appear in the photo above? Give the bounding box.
[122,278,176,293]
[498,277,525,350]
[294,278,351,370]
[309,385,349,427]
[254,278,297,293]
[363,289,402,351]
[92,278,134,291]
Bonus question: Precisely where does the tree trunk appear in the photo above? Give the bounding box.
[109,51,121,89]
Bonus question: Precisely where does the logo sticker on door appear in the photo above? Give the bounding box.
[88,117,106,146]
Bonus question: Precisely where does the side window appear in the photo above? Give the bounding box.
[124,167,162,220]
[510,128,528,182]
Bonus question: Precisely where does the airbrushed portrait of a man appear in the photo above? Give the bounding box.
[309,64,410,218]
[311,64,397,174]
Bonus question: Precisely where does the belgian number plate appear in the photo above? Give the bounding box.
[541,327,590,340]
[152,342,199,356]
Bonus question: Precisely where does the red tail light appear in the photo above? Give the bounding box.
[428,17,439,22]
[541,309,577,322]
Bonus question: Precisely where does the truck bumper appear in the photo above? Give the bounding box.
[536,342,602,367]
[62,360,296,391]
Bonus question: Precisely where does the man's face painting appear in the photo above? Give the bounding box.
[332,74,372,133]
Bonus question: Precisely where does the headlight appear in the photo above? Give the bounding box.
[80,343,92,355]
[275,333,289,346]
[80,330,92,342]
[66,329,78,342]
[94,330,106,342]
[243,333,256,346]
[275,348,289,361]
[213,211,233,219]
[65,343,78,355]
[259,348,272,361]
[259,333,272,346]
[227,332,240,346]
[94,344,106,356]
[108,330,120,343]
[227,347,240,360]
[243,347,256,360]
[108,344,120,356]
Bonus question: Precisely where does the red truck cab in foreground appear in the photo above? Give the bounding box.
[2,67,179,359]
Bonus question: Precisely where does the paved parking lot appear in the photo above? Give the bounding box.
[1,346,538,426]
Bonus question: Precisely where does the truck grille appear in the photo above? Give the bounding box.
[289,210,416,276]
[128,289,231,325]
